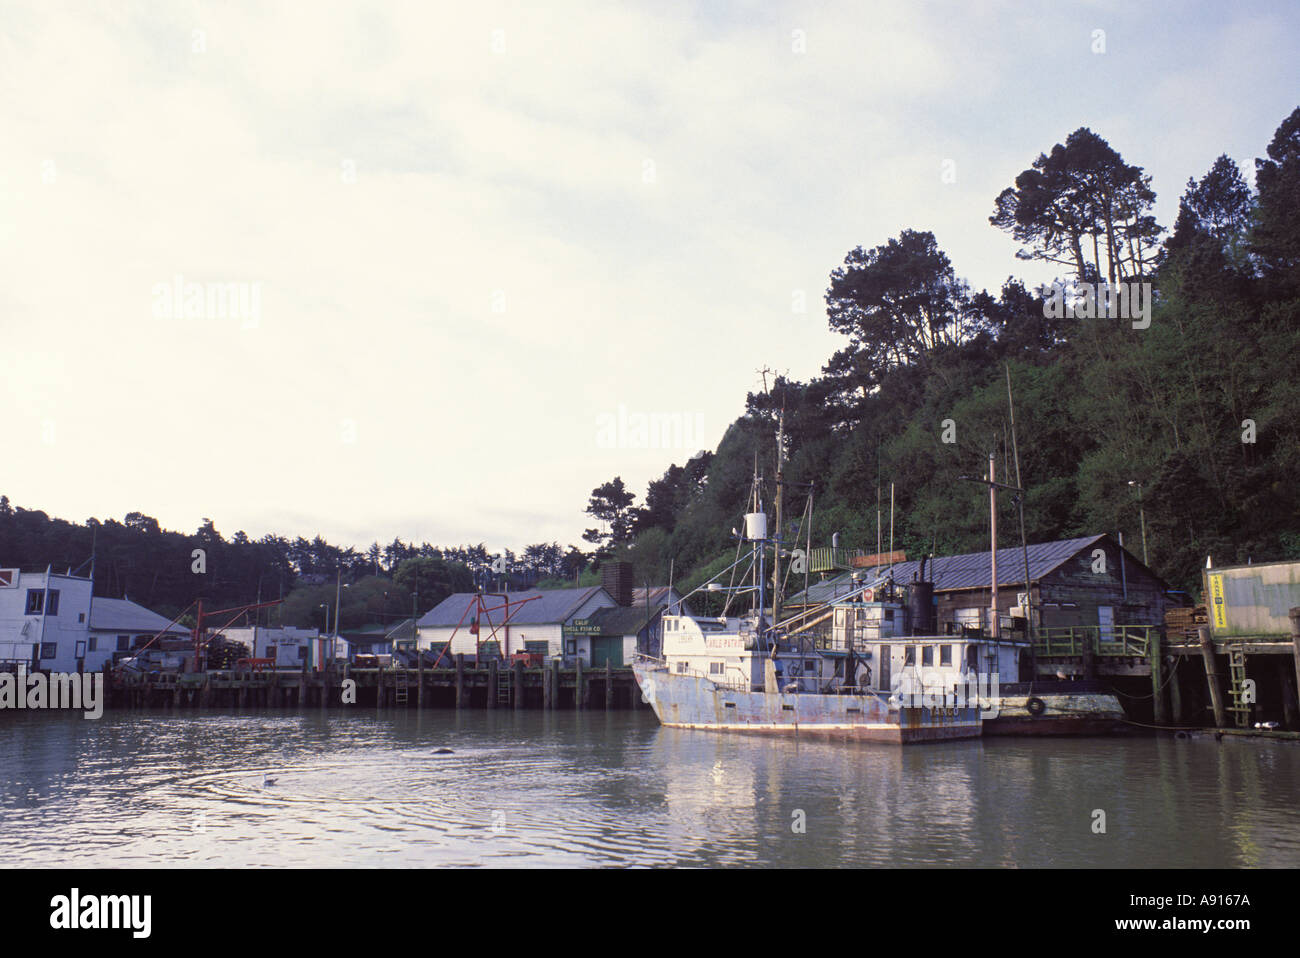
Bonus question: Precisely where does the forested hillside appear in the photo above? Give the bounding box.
[588,109,1300,599]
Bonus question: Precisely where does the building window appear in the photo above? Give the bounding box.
[40,643,57,660]
[45,590,59,615]
[298,645,309,660]
[88,637,99,652]
[78,612,85,623]
[940,645,952,666]
[117,635,130,651]
[26,589,44,614]
[922,646,934,666]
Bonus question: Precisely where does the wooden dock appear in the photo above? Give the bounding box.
[1028,615,1300,732]
[105,656,648,711]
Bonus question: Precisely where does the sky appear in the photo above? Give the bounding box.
[2,0,1297,555]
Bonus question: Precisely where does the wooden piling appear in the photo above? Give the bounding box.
[1280,660,1299,731]
[605,661,613,710]
[376,666,384,711]
[1290,608,1300,725]
[542,659,552,709]
[1081,628,1096,681]
[417,649,425,710]
[575,658,584,711]
[1168,656,1184,725]
[1148,628,1166,725]
[1198,626,1227,729]
[513,660,524,710]
[455,653,466,709]
[487,659,498,710]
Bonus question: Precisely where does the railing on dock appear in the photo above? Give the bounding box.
[1034,625,1156,658]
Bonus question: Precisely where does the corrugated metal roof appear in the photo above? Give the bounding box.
[417,587,608,628]
[588,604,664,637]
[89,597,189,634]
[385,618,416,641]
[786,535,1114,605]
[631,586,673,607]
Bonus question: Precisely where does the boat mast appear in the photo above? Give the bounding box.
[773,408,785,632]
[989,450,999,640]
[1006,364,1035,664]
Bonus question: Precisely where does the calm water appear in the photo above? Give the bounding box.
[1,710,1297,867]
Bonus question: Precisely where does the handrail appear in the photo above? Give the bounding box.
[1033,625,1156,657]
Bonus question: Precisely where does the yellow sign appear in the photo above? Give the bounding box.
[1208,574,1227,630]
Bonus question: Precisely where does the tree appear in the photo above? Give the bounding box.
[824,230,975,393]
[1251,106,1300,291]
[392,557,475,616]
[991,127,1162,284]
[123,512,161,535]
[582,477,638,556]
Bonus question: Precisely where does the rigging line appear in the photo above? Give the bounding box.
[779,496,812,598]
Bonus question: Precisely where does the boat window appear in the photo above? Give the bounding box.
[904,646,916,666]
[922,646,934,666]
[675,661,690,673]
[967,645,979,669]
[940,645,952,666]
[709,662,725,675]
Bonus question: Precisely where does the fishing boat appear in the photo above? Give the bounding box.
[632,467,1020,745]
[632,411,1122,743]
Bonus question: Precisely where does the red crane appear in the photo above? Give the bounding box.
[191,598,284,670]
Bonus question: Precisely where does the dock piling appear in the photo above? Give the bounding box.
[1198,626,1228,729]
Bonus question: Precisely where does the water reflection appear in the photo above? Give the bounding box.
[0,711,1296,867]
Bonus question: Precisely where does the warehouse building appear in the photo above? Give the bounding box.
[785,534,1170,638]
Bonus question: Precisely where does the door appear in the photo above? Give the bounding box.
[1097,606,1115,645]
[877,645,890,691]
[591,636,623,668]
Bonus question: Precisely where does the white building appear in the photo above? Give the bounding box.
[0,567,189,672]
[415,586,615,660]
[221,626,325,669]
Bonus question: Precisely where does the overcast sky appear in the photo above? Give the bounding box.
[2,0,1297,554]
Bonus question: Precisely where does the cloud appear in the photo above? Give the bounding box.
[2,0,1295,551]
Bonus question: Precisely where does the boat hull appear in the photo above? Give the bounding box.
[632,662,982,745]
[982,691,1126,736]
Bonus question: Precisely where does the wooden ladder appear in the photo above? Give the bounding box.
[496,664,512,706]
[1227,647,1250,728]
[392,670,409,706]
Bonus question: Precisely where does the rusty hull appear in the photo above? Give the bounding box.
[633,662,982,745]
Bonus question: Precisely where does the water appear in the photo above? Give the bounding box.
[1,710,1297,867]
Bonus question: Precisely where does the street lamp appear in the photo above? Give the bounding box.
[1128,481,1149,566]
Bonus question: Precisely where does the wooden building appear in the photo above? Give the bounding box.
[786,534,1171,638]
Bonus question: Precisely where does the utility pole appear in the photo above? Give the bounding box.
[1129,480,1149,566]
